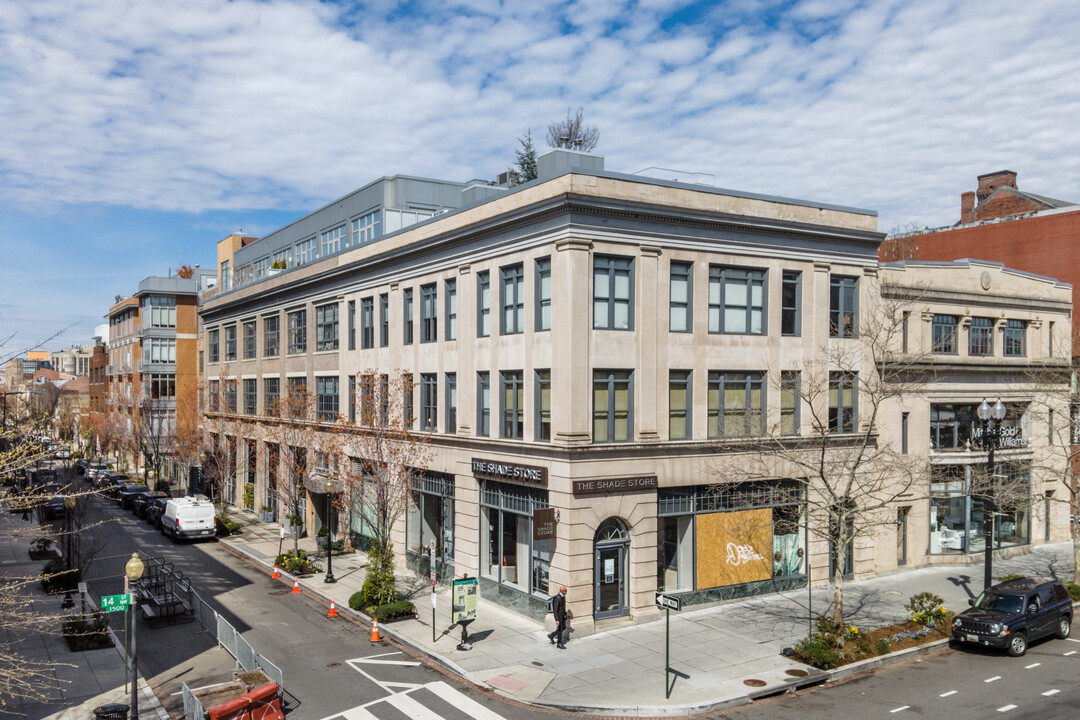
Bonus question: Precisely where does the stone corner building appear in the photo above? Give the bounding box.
[199,150,1071,634]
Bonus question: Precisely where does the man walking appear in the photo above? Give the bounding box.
[548,586,568,649]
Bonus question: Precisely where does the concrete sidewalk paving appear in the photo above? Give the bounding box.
[0,506,169,720]
[219,508,1079,716]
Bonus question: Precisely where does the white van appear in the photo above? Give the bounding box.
[161,497,216,542]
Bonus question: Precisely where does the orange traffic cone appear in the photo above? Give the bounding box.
[272,565,280,579]
[370,617,381,642]
[327,600,339,618]
[291,578,301,594]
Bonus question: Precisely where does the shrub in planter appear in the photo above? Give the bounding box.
[997,573,1025,583]
[349,591,366,612]
[216,516,242,536]
[276,549,318,575]
[365,600,416,622]
[905,591,949,626]
[1065,582,1080,602]
[63,613,112,651]
[41,559,79,594]
[793,634,843,670]
[30,536,55,561]
[876,638,891,656]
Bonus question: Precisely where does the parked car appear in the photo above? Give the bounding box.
[952,577,1073,657]
[118,485,150,510]
[87,464,109,486]
[101,474,130,498]
[161,497,216,541]
[146,496,169,527]
[132,491,169,519]
[41,495,67,520]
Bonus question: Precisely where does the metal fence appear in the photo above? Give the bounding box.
[256,654,283,689]
[181,682,205,720]
[216,615,256,673]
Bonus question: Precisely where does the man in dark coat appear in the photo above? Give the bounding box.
[548,586,568,649]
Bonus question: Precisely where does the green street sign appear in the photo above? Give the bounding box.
[101,593,130,613]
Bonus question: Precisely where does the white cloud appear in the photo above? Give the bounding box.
[0,0,1078,234]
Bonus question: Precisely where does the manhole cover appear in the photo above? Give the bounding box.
[531,661,544,667]
[785,669,808,677]
[743,679,767,688]
[327,662,341,668]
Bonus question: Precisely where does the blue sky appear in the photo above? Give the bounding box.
[2,0,1079,354]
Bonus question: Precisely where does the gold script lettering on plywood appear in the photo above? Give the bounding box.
[695,508,773,588]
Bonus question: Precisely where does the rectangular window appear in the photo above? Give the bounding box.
[445,279,457,340]
[379,374,389,426]
[536,370,551,442]
[242,320,256,359]
[254,257,270,280]
[316,376,339,421]
[144,337,176,363]
[829,372,857,433]
[148,373,176,400]
[288,376,306,398]
[351,210,381,245]
[500,264,525,334]
[208,380,219,411]
[224,325,237,361]
[220,260,230,290]
[420,283,438,342]
[829,275,858,338]
[287,310,307,354]
[932,314,957,354]
[781,270,801,336]
[320,225,345,256]
[593,370,633,442]
[669,262,692,333]
[316,304,339,351]
[403,373,414,428]
[477,371,490,436]
[264,377,279,414]
[420,373,438,431]
[1004,319,1027,356]
[446,373,457,434]
[208,329,220,363]
[500,371,524,439]
[781,371,799,436]
[403,288,414,345]
[348,375,356,422]
[709,266,766,335]
[360,297,374,349]
[535,258,551,331]
[593,256,633,330]
[348,301,356,350]
[272,248,291,270]
[379,294,389,347]
[225,380,237,413]
[1049,321,1055,357]
[295,237,316,266]
[263,315,279,357]
[477,271,491,337]
[902,311,910,353]
[969,317,993,356]
[243,379,257,415]
[669,370,691,440]
[901,412,909,454]
[358,374,374,424]
[148,296,177,328]
[707,371,765,438]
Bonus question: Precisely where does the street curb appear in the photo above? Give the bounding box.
[824,638,952,682]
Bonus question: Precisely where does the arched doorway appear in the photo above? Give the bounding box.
[594,517,630,620]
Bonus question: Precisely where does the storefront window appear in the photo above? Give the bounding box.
[405,472,455,563]
[930,403,1027,450]
[480,481,549,598]
[658,515,693,592]
[930,462,1030,555]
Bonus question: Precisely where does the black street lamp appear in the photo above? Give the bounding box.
[124,553,145,720]
[324,478,336,584]
[978,398,1007,590]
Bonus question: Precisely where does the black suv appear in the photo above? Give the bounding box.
[952,577,1073,657]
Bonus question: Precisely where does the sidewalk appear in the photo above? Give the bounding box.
[219,509,1079,716]
[0,505,169,720]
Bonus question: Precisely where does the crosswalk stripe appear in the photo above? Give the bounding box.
[425,681,507,720]
[340,707,379,720]
[387,691,448,720]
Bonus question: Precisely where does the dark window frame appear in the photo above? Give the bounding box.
[420,283,438,343]
[669,261,692,333]
[360,297,375,349]
[781,270,801,336]
[709,266,767,335]
[593,255,634,331]
[829,371,858,433]
[500,370,524,439]
[829,275,858,338]
[668,370,691,440]
[535,258,551,332]
[592,369,633,443]
[500,264,525,335]
[263,315,279,357]
[707,371,766,438]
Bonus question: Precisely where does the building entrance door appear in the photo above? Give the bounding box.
[897,507,909,566]
[594,518,629,620]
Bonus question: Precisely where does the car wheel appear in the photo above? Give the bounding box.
[1057,616,1071,640]
[1008,632,1028,657]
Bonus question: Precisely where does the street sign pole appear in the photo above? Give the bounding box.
[123,578,129,693]
[665,605,670,699]
[430,539,437,643]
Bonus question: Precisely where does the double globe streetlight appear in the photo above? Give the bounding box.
[125,553,145,720]
[977,398,1007,590]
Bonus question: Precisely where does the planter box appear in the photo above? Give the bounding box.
[259,509,276,524]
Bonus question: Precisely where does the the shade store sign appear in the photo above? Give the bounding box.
[573,475,658,496]
[471,458,548,487]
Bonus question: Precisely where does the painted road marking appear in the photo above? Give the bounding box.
[1065,651,1077,656]
[1025,662,1041,668]
[1065,637,1080,642]
[997,705,1017,712]
[385,692,444,720]
[940,691,958,697]
[890,707,909,713]
[985,676,1001,683]
[426,681,508,720]
[1043,689,1060,696]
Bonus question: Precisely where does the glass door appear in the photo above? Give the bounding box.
[897,507,908,566]
[594,544,627,620]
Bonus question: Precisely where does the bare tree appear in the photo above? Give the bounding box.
[201,366,240,514]
[546,106,600,152]
[329,371,434,605]
[171,378,204,496]
[263,388,326,557]
[713,283,931,626]
[137,396,173,490]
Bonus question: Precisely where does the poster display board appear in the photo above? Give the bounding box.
[452,577,479,624]
[695,508,773,588]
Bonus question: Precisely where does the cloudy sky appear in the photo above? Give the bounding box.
[2,0,1078,353]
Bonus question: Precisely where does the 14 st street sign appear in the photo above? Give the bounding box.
[101,593,131,613]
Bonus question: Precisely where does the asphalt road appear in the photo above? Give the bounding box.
[721,638,1080,719]
[76,477,560,720]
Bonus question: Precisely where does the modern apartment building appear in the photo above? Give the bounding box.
[50,345,94,377]
[200,150,1071,632]
[101,270,215,480]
